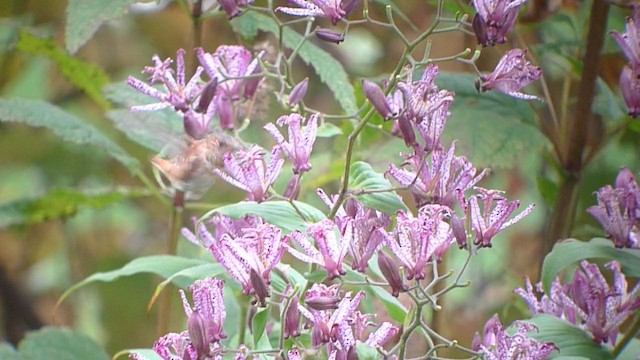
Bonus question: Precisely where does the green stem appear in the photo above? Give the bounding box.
[156,191,184,337]
[238,296,249,345]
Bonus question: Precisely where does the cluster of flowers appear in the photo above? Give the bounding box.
[588,167,640,249]
[611,6,640,118]
[516,260,640,346]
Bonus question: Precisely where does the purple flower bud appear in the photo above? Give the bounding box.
[284,294,301,338]
[196,79,218,113]
[396,114,415,147]
[305,296,340,311]
[218,97,235,130]
[187,311,209,358]
[218,0,242,19]
[362,79,393,119]
[450,214,467,248]
[183,112,208,140]
[288,78,309,106]
[284,175,301,200]
[250,268,270,307]
[620,65,640,118]
[315,28,345,44]
[377,251,407,297]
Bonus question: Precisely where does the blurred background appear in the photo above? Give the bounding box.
[0,0,639,357]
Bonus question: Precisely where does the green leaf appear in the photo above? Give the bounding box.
[349,161,407,214]
[355,342,379,360]
[276,264,307,290]
[0,187,144,228]
[437,72,547,169]
[0,344,23,360]
[18,327,109,360]
[593,77,627,125]
[59,256,210,305]
[526,315,614,360]
[16,31,110,109]
[201,200,326,234]
[232,12,358,114]
[65,0,137,54]
[0,98,140,174]
[541,238,640,293]
[113,349,163,360]
[316,122,343,138]
[252,307,270,348]
[149,263,226,308]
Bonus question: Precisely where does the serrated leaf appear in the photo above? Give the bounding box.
[0,187,144,228]
[526,315,614,360]
[252,307,270,348]
[59,256,210,305]
[65,0,136,54]
[436,72,547,169]
[0,98,140,174]
[348,161,407,214]
[201,200,326,234]
[16,31,110,109]
[541,238,640,293]
[316,122,343,138]
[232,12,358,114]
[18,327,109,360]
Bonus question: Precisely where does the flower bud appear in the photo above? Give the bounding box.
[284,294,301,338]
[377,251,407,297]
[183,112,207,140]
[196,79,218,113]
[250,269,270,307]
[315,29,345,44]
[305,296,340,311]
[288,78,309,106]
[620,66,640,118]
[362,79,393,119]
[243,69,261,98]
[396,115,415,147]
[218,97,234,130]
[218,0,242,19]
[187,311,210,358]
[450,214,467,249]
[284,175,301,200]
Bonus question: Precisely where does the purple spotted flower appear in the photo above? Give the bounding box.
[264,113,318,174]
[611,7,640,70]
[478,48,542,101]
[276,0,360,25]
[298,285,365,358]
[217,0,254,19]
[196,222,284,304]
[285,219,349,279]
[365,322,399,348]
[515,260,640,345]
[390,64,455,150]
[620,65,640,118]
[385,205,454,280]
[471,0,527,47]
[181,214,263,248]
[387,143,488,208]
[472,315,557,360]
[587,167,640,248]
[127,49,216,139]
[214,146,284,202]
[468,187,534,247]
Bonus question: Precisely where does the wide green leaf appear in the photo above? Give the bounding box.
[201,200,326,234]
[316,122,343,138]
[0,344,23,360]
[252,307,270,348]
[541,238,640,293]
[65,0,137,54]
[0,187,145,228]
[16,31,110,109]
[349,161,407,214]
[527,315,613,360]
[18,327,109,360]
[59,256,210,305]
[232,12,358,114]
[113,349,162,360]
[0,98,140,174]
[149,263,226,309]
[436,72,547,169]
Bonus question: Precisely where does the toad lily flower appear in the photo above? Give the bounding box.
[472,315,557,360]
[365,322,400,348]
[515,261,640,345]
[276,0,360,25]
[214,146,284,202]
[385,205,454,280]
[387,143,487,208]
[477,48,542,101]
[127,49,215,139]
[285,219,349,279]
[264,113,318,174]
[587,167,640,248]
[471,0,527,46]
[469,187,534,247]
[205,223,285,305]
[132,277,228,360]
[611,8,640,117]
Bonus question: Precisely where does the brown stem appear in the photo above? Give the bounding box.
[543,0,610,256]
